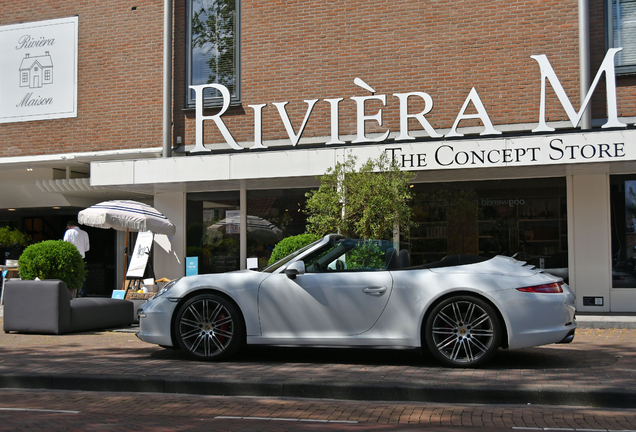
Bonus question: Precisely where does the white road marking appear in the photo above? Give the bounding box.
[513,428,636,432]
[215,415,358,424]
[0,407,80,414]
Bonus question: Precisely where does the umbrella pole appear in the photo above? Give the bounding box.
[122,228,129,291]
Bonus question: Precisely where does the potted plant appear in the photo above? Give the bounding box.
[18,240,86,297]
[0,226,31,263]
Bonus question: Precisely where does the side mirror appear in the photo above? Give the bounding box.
[284,261,305,280]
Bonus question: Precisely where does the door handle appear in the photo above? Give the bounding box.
[362,286,387,296]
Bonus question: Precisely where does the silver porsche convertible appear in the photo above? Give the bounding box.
[136,234,576,367]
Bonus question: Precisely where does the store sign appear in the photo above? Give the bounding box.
[191,48,628,153]
[382,130,632,171]
[0,17,78,124]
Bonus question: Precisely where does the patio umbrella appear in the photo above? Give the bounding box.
[78,200,176,236]
[78,200,176,288]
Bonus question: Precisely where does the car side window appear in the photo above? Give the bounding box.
[303,239,393,273]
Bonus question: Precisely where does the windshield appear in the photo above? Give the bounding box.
[261,238,324,273]
[302,238,394,272]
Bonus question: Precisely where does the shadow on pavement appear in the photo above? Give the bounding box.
[146,343,619,369]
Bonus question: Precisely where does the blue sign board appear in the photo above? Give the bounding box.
[111,290,125,299]
[186,257,199,276]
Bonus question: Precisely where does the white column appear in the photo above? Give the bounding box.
[567,170,611,311]
[154,191,187,279]
[240,180,247,270]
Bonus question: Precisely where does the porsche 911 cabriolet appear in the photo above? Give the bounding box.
[136,234,576,367]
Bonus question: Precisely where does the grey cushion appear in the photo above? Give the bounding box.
[70,297,134,332]
[3,279,135,335]
[3,279,71,334]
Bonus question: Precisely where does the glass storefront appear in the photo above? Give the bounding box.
[246,189,310,269]
[407,178,568,273]
[611,175,636,288]
[186,178,568,276]
[187,191,240,274]
[187,188,311,273]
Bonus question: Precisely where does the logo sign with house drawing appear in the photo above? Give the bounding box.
[19,51,54,89]
[0,17,77,124]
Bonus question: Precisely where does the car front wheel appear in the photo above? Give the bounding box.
[425,295,501,367]
[174,293,244,361]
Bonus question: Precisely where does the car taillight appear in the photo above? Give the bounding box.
[516,282,564,293]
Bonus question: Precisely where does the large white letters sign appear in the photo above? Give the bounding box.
[191,50,631,152]
[0,17,78,124]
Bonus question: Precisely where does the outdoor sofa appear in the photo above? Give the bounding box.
[3,279,137,335]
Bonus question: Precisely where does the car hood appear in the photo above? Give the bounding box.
[428,256,545,277]
[167,269,271,297]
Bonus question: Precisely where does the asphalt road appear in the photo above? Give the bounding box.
[1,388,635,431]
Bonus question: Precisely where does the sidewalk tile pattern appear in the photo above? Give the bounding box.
[2,315,636,408]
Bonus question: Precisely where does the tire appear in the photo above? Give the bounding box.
[424,295,502,367]
[173,293,244,361]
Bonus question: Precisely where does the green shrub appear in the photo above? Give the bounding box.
[18,240,86,291]
[268,233,321,264]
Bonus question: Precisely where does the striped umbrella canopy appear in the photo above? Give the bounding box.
[78,200,176,236]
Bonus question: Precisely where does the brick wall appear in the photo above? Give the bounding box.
[0,0,164,158]
[175,0,619,148]
[2,1,634,157]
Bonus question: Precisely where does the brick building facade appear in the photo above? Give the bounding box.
[2,0,636,311]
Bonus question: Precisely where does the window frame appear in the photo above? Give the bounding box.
[606,0,636,74]
[185,0,242,108]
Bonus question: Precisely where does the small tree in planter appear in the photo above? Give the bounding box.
[305,152,415,240]
[18,240,86,296]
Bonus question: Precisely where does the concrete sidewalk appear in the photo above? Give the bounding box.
[1,309,636,409]
[576,312,636,329]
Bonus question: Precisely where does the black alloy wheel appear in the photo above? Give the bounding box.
[174,293,244,361]
[425,295,502,367]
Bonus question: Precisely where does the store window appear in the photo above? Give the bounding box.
[610,175,636,288]
[246,188,310,270]
[608,0,636,73]
[407,178,568,276]
[187,0,240,107]
[187,191,240,274]
[186,188,310,274]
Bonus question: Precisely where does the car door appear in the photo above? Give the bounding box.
[257,238,394,338]
[258,271,393,338]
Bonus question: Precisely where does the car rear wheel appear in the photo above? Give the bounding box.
[425,295,501,367]
[174,293,244,361]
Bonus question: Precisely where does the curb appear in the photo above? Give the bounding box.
[577,322,636,329]
[1,373,636,408]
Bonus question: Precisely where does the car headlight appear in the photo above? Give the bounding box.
[155,277,182,297]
